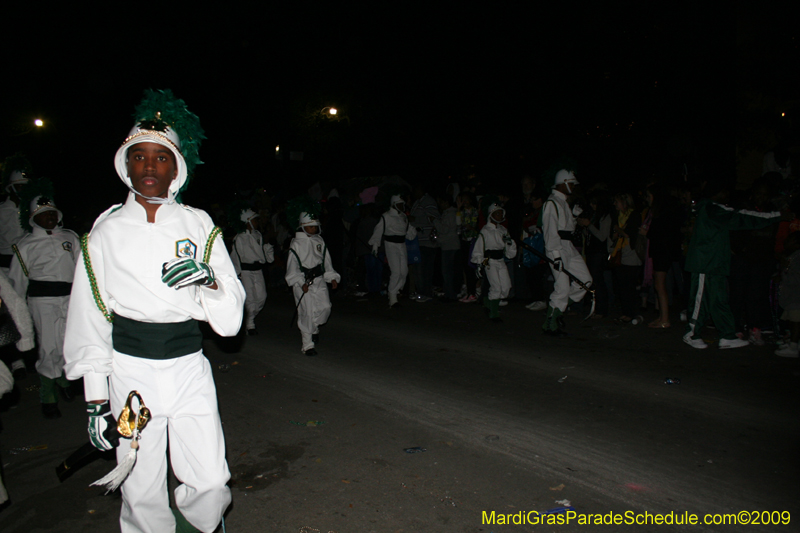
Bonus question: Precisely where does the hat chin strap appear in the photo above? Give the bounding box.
[127,181,176,205]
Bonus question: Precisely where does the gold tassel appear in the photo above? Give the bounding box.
[91,391,149,493]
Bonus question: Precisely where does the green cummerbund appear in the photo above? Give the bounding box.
[112,314,202,360]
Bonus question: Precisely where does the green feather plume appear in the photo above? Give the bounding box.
[286,196,320,230]
[132,89,206,190]
[2,154,32,187]
[541,157,578,191]
[18,178,56,232]
[376,184,409,210]
[226,199,254,234]
[480,194,500,219]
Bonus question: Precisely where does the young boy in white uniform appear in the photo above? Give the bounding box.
[285,198,340,356]
[368,194,417,308]
[231,208,274,335]
[9,181,80,418]
[471,196,517,322]
[63,90,245,533]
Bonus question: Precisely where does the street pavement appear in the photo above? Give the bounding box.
[1,287,798,532]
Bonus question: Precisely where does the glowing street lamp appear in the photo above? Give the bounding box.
[34,119,44,127]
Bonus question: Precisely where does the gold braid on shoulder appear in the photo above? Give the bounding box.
[203,226,222,264]
[80,233,114,323]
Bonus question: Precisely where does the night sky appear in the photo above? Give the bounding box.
[2,4,794,224]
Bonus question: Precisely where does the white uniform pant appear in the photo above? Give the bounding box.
[28,296,69,379]
[292,281,331,351]
[240,270,266,329]
[485,258,511,300]
[109,351,231,533]
[547,247,592,312]
[385,241,408,304]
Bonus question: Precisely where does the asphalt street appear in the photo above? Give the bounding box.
[1,287,798,532]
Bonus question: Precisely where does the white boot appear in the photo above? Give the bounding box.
[775,342,799,358]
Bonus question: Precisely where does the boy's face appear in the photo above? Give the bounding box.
[126,142,178,199]
[304,225,319,235]
[33,210,59,230]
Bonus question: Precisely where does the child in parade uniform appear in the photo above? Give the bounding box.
[63,90,245,533]
[286,197,340,356]
[0,155,33,380]
[230,207,274,335]
[368,193,417,308]
[9,179,80,418]
[471,196,517,322]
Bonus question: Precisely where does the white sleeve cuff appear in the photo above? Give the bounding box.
[83,373,110,402]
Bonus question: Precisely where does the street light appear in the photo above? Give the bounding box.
[34,119,44,127]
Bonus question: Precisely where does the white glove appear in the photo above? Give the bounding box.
[372,246,378,258]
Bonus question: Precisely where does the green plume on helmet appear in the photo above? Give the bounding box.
[133,89,206,185]
[226,199,255,234]
[18,177,56,232]
[480,194,501,219]
[286,195,320,230]
[377,184,410,210]
[2,154,32,188]
[542,157,578,191]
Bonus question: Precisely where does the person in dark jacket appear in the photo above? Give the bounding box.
[683,179,783,349]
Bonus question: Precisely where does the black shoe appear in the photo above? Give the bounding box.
[304,348,318,356]
[58,384,75,403]
[42,403,62,419]
[490,317,503,323]
[12,367,27,381]
[312,334,319,344]
[543,328,568,337]
[247,329,258,336]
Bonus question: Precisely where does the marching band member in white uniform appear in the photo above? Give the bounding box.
[63,90,245,533]
[542,169,592,336]
[9,181,79,418]
[471,196,516,322]
[0,156,32,379]
[285,197,340,356]
[368,194,417,308]
[231,208,274,335]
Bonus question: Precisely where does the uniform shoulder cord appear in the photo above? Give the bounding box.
[203,226,222,264]
[80,233,114,324]
[11,244,27,278]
